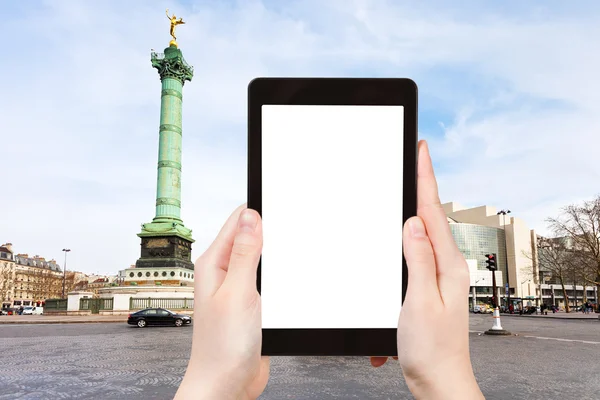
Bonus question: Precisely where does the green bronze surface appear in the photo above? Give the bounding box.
[138,45,194,244]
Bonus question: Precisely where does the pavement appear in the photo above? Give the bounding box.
[0,315,126,324]
[1,311,597,325]
[0,314,599,399]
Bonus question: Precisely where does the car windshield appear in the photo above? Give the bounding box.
[24,307,33,310]
[162,309,175,315]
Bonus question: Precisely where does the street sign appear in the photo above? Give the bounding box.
[505,283,509,295]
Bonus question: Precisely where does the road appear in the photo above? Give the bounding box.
[0,315,598,399]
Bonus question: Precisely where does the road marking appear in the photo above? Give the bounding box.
[470,330,600,344]
[522,335,600,345]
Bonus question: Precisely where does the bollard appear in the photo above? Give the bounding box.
[484,307,512,336]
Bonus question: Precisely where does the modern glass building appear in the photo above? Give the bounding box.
[448,219,507,282]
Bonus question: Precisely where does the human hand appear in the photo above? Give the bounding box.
[175,205,269,400]
[371,140,484,399]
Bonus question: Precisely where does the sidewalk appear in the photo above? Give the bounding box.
[501,312,599,320]
[0,315,127,325]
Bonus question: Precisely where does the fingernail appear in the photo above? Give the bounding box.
[409,217,426,237]
[239,209,258,233]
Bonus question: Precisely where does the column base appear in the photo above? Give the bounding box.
[139,220,194,242]
[484,329,512,336]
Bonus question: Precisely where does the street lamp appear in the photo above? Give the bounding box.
[62,249,71,299]
[521,279,531,302]
[497,209,511,308]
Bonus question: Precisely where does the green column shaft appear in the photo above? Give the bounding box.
[154,78,184,222]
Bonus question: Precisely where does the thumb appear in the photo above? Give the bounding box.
[402,216,439,302]
[223,208,262,294]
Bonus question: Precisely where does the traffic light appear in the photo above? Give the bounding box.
[485,253,497,271]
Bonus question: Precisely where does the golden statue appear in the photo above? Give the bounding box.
[166,9,185,47]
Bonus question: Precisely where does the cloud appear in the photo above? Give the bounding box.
[1,0,599,273]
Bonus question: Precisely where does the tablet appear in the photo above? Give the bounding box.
[248,78,417,356]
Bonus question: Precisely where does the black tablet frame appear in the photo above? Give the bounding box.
[248,78,418,356]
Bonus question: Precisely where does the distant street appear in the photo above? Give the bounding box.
[0,315,598,400]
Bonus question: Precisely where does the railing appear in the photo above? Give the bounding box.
[44,298,67,310]
[80,297,113,311]
[130,297,194,310]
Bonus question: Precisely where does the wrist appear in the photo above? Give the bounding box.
[175,364,246,400]
[403,363,484,400]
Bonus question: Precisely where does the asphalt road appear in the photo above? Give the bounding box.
[0,315,598,399]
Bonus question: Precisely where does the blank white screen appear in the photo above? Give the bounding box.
[261,105,404,329]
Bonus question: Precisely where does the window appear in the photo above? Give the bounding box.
[129,272,134,277]
[191,275,194,279]
[179,272,182,277]
[137,272,142,277]
[154,272,159,277]
[170,271,175,277]
[146,272,150,277]
[158,310,169,317]
[162,271,167,277]
[145,309,157,315]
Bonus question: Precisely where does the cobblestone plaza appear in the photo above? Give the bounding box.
[0,315,598,399]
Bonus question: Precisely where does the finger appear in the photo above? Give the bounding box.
[370,357,388,367]
[195,204,247,298]
[402,216,440,303]
[222,208,263,296]
[416,140,464,274]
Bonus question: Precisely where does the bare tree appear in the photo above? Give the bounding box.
[0,262,14,304]
[535,236,578,312]
[547,197,600,297]
[28,268,63,302]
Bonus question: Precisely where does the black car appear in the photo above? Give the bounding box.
[127,308,192,328]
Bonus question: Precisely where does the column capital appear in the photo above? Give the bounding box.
[151,45,194,84]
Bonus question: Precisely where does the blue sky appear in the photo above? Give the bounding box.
[1,0,600,275]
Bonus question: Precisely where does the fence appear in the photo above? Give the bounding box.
[130,297,194,310]
[44,298,67,310]
[80,298,113,313]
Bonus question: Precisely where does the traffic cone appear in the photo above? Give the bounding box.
[484,307,512,336]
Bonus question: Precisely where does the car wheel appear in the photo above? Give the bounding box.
[175,318,183,327]
[137,319,147,328]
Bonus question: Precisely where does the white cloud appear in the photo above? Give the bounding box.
[1,0,599,273]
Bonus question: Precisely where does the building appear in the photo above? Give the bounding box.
[443,203,537,309]
[444,203,599,310]
[0,244,16,308]
[1,243,94,308]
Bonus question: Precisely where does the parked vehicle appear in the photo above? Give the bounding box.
[31,306,44,315]
[21,306,35,315]
[473,304,493,314]
[127,308,192,328]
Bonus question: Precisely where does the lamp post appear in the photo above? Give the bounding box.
[62,249,71,299]
[497,209,511,309]
[521,279,531,307]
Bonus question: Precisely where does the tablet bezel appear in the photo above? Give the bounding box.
[248,78,417,356]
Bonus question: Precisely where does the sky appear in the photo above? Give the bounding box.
[1,0,599,275]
